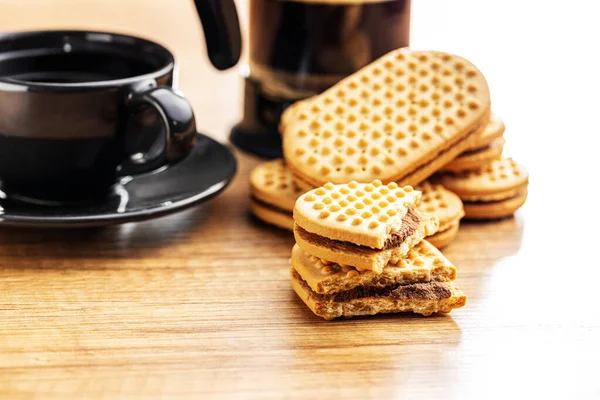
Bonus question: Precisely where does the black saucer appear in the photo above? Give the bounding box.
[0,133,236,228]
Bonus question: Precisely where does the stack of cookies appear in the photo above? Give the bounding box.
[435,158,529,219]
[250,48,528,232]
[433,113,530,219]
[244,48,533,319]
[290,180,466,320]
[438,113,506,173]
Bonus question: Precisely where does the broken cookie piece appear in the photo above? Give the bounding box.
[293,180,438,273]
[290,180,466,320]
[290,241,466,320]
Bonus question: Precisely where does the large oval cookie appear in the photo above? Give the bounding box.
[282,49,491,187]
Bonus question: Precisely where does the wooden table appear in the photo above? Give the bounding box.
[1,1,598,399]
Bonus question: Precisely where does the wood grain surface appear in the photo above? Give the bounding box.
[0,1,598,399]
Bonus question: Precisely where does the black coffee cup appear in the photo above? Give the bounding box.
[0,30,197,203]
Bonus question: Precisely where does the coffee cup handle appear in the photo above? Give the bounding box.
[120,84,196,175]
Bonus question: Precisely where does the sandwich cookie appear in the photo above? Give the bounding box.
[250,159,304,230]
[281,48,491,189]
[440,136,505,173]
[435,158,529,219]
[291,240,466,320]
[464,112,505,151]
[293,180,438,273]
[416,182,464,248]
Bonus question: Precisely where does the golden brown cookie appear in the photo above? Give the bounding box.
[293,180,438,272]
[291,171,317,192]
[281,49,491,188]
[291,241,456,295]
[435,158,529,219]
[250,159,304,230]
[426,222,460,249]
[294,180,425,248]
[440,137,504,173]
[462,189,528,219]
[435,158,528,201]
[291,270,465,320]
[416,182,464,232]
[416,182,463,248]
[250,200,294,231]
[290,241,466,320]
[466,112,505,150]
[294,211,437,273]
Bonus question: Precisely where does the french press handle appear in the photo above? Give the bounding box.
[193,0,242,70]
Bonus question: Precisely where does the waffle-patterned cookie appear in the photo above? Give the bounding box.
[291,172,318,193]
[466,112,505,150]
[427,222,460,249]
[293,180,438,272]
[436,158,528,201]
[294,180,425,249]
[250,159,304,230]
[441,137,505,173]
[291,241,456,295]
[435,158,529,219]
[294,211,437,272]
[282,49,491,188]
[290,240,466,320]
[416,182,464,248]
[462,190,528,219]
[417,182,464,231]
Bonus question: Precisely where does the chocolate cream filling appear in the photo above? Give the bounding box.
[296,207,420,251]
[251,196,293,216]
[293,270,451,302]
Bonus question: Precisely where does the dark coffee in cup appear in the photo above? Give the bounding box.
[231,0,411,158]
[0,31,197,203]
